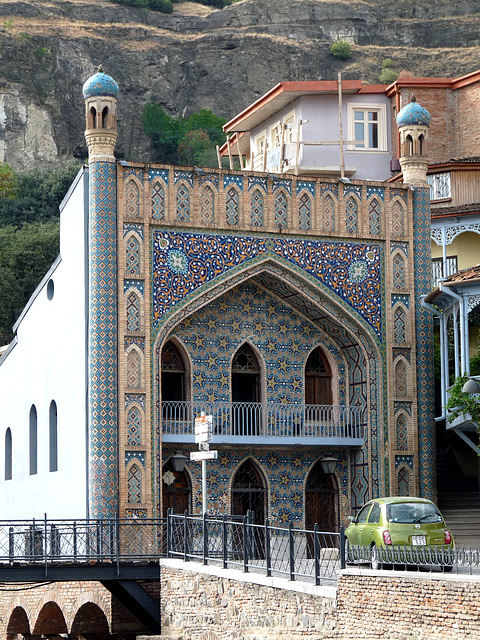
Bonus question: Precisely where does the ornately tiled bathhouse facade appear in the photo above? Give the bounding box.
[84,71,434,527]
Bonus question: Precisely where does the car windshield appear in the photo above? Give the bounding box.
[386,502,443,524]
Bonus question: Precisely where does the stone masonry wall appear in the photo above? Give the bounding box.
[336,569,480,640]
[160,561,480,640]
[160,561,338,639]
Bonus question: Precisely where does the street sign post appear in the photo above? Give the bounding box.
[192,413,214,513]
[190,450,218,461]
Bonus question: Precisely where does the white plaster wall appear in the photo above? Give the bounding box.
[249,93,392,181]
[0,168,89,519]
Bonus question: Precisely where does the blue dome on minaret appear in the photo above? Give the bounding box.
[82,66,119,99]
[396,95,431,127]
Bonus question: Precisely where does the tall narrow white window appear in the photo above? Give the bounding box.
[29,405,37,475]
[5,429,12,481]
[49,400,58,472]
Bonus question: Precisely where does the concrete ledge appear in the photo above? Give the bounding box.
[160,557,337,599]
[340,566,480,582]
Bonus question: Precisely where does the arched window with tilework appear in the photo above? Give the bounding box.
[250,189,264,226]
[127,407,142,446]
[128,463,142,503]
[126,179,140,218]
[298,190,312,231]
[126,235,141,277]
[126,291,140,332]
[393,253,406,289]
[397,466,409,496]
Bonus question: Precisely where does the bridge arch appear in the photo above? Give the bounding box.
[32,601,68,636]
[71,602,110,638]
[6,606,30,640]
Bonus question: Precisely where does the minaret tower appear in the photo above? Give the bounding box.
[83,65,118,160]
[82,68,119,519]
[396,94,431,186]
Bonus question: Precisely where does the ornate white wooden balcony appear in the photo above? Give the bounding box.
[162,401,364,446]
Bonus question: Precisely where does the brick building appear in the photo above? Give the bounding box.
[0,70,435,537]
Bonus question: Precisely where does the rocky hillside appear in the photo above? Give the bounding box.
[1,0,480,169]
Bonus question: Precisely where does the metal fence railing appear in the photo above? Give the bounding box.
[167,511,345,584]
[1,516,480,580]
[0,517,167,565]
[346,543,480,574]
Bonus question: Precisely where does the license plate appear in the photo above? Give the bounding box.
[411,535,426,546]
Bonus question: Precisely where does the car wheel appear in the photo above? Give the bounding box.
[370,544,382,570]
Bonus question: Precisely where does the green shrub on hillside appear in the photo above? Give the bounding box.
[329,41,352,60]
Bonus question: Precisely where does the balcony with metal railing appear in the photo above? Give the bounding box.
[162,401,364,446]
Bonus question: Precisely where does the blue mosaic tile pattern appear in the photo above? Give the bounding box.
[149,168,169,183]
[88,161,118,519]
[124,223,144,239]
[412,188,435,499]
[272,179,291,195]
[125,393,145,409]
[394,400,412,416]
[395,455,413,470]
[248,176,268,192]
[125,336,145,351]
[174,170,193,186]
[223,175,243,190]
[172,281,346,403]
[319,183,339,196]
[367,186,385,201]
[163,447,348,523]
[392,294,410,308]
[297,180,315,197]
[391,241,409,256]
[151,230,384,340]
[390,187,408,203]
[126,451,146,466]
[124,279,144,295]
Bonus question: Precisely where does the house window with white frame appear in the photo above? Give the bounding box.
[348,103,387,151]
[427,173,451,201]
[283,111,296,144]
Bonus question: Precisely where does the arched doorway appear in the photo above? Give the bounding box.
[231,343,261,435]
[231,459,266,524]
[305,460,339,533]
[162,461,192,517]
[305,346,332,406]
[232,459,266,559]
[161,340,187,422]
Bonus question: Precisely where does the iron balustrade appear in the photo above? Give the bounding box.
[162,401,363,440]
[166,511,345,584]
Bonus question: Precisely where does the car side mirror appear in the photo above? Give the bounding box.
[348,515,355,523]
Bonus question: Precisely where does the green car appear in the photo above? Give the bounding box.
[345,496,454,570]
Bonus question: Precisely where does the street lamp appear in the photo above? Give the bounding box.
[319,454,338,475]
[170,451,188,473]
[462,378,480,394]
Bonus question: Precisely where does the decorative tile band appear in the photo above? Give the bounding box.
[124,279,144,295]
[367,186,385,201]
[125,393,146,409]
[151,230,384,340]
[88,161,118,519]
[391,241,409,256]
[394,400,412,416]
[122,167,144,181]
[199,173,219,188]
[248,176,268,192]
[223,175,243,190]
[392,294,410,309]
[125,336,145,351]
[124,223,144,239]
[174,170,193,186]
[272,179,292,195]
[395,455,413,470]
[297,180,315,196]
[126,451,146,466]
[149,168,169,183]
